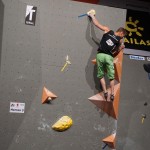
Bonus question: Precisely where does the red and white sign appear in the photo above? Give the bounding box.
[10,102,25,113]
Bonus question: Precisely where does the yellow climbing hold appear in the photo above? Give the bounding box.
[52,116,73,131]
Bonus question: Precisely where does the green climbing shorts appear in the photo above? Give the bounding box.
[96,53,114,80]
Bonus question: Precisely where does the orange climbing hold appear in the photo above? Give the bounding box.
[42,87,57,104]
[91,58,96,64]
[88,83,120,119]
[114,50,123,82]
[102,133,116,149]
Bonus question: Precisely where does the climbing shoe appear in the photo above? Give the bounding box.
[104,92,108,100]
[110,94,114,101]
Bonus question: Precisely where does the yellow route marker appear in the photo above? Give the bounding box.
[141,114,146,124]
[61,62,68,72]
[61,55,71,72]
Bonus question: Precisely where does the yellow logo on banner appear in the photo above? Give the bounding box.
[126,17,144,37]
[125,17,150,46]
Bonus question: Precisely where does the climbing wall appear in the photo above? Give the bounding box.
[0,0,4,68]
[0,0,127,150]
[116,54,150,150]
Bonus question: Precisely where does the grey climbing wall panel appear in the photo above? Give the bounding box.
[117,54,150,150]
[0,0,4,69]
[0,0,128,150]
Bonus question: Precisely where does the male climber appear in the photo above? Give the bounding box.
[87,10,127,101]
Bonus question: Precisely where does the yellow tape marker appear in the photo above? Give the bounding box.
[142,117,145,124]
[61,62,68,72]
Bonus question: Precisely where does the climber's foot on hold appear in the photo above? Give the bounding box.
[110,94,114,102]
[104,92,108,101]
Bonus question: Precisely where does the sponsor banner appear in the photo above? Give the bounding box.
[129,55,145,61]
[125,9,150,52]
[10,102,25,113]
[25,5,37,26]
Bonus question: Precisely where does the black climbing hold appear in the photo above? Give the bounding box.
[143,63,150,73]
[144,102,148,106]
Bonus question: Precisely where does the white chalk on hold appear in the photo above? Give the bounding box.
[48,97,52,100]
